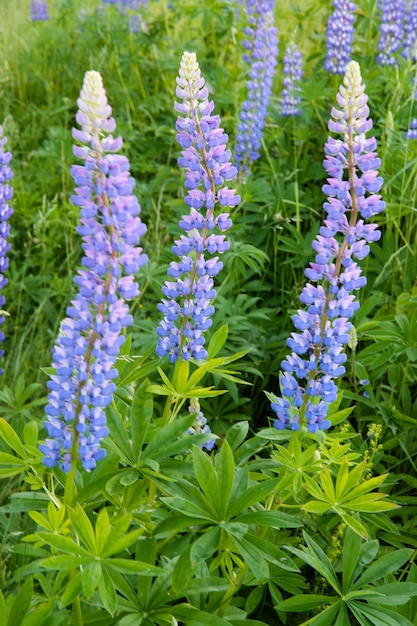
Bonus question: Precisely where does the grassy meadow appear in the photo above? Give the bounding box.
[1,0,417,624]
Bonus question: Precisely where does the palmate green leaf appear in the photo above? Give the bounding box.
[235,509,302,529]
[342,526,365,591]
[99,566,118,616]
[103,558,163,576]
[82,560,102,599]
[193,445,222,517]
[35,532,91,557]
[40,555,91,570]
[190,527,221,566]
[0,417,27,458]
[207,324,228,359]
[21,599,54,626]
[348,601,415,626]
[278,594,339,612]
[225,421,249,451]
[6,576,33,626]
[243,534,299,572]
[232,535,270,581]
[352,549,413,591]
[68,505,97,553]
[308,602,346,626]
[173,604,233,626]
[288,533,341,594]
[130,379,153,463]
[60,572,83,608]
[339,512,369,540]
[226,478,278,520]
[215,440,235,518]
[141,413,196,461]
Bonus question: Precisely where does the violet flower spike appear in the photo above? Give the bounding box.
[41,71,148,473]
[156,51,240,363]
[324,0,356,75]
[0,127,13,374]
[235,0,278,175]
[376,0,406,66]
[271,61,385,434]
[402,0,417,60]
[280,42,303,117]
[187,398,216,451]
[30,0,49,21]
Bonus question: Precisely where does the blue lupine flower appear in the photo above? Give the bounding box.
[101,0,147,31]
[402,1,417,59]
[280,42,303,117]
[30,0,49,21]
[406,118,417,139]
[187,398,216,451]
[376,0,406,65]
[156,51,239,363]
[235,0,278,175]
[271,61,385,434]
[324,0,356,74]
[0,127,13,374]
[41,71,148,472]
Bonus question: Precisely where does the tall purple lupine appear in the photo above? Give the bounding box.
[30,0,49,21]
[40,71,148,472]
[235,0,278,175]
[402,0,417,60]
[156,51,240,363]
[0,127,13,374]
[280,43,303,117]
[101,0,147,31]
[376,0,406,65]
[271,61,385,433]
[324,0,356,75]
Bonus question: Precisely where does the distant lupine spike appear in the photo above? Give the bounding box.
[156,51,239,363]
[187,398,216,451]
[30,0,49,21]
[406,118,417,139]
[40,71,148,473]
[324,0,356,75]
[0,127,13,374]
[234,0,278,175]
[376,0,406,65]
[102,0,146,29]
[271,61,385,434]
[402,0,417,59]
[280,42,303,117]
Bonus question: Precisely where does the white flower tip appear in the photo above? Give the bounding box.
[344,60,362,89]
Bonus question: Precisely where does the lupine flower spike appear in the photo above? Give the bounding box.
[30,0,49,21]
[280,42,303,117]
[376,0,406,65]
[0,127,13,373]
[235,0,278,175]
[156,51,240,363]
[402,0,417,60]
[41,71,148,472]
[271,61,385,433]
[187,398,216,451]
[324,0,356,75]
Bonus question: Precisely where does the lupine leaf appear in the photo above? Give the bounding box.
[6,577,33,626]
[130,379,153,462]
[0,418,27,458]
[82,560,102,599]
[352,549,413,590]
[98,566,118,615]
[215,440,235,518]
[193,445,222,516]
[278,594,338,611]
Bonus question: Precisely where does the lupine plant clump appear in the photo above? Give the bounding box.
[271,61,385,433]
[156,51,240,363]
[376,0,406,65]
[40,71,148,472]
[280,42,303,117]
[234,0,278,174]
[324,0,356,74]
[30,0,49,21]
[0,127,13,374]
[4,2,417,624]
